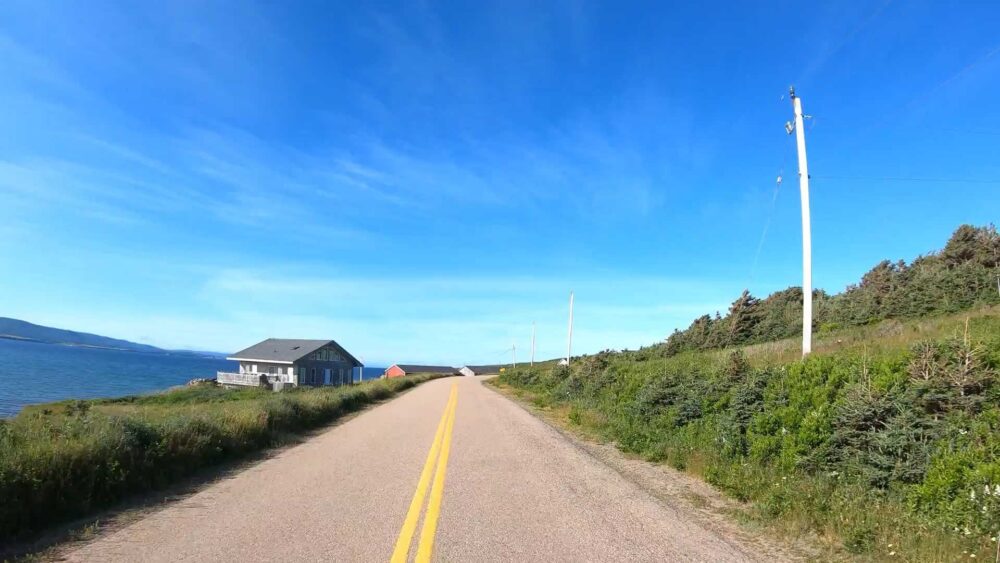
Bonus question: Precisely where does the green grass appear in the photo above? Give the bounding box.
[733,304,1000,367]
[491,307,1000,561]
[0,374,445,544]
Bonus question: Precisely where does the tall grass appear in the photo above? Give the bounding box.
[0,375,443,543]
[493,308,1000,560]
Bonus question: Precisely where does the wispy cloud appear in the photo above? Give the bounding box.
[0,3,735,364]
[183,268,731,362]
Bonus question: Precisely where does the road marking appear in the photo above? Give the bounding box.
[414,381,458,563]
[391,383,458,563]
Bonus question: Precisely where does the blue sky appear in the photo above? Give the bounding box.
[1,2,998,365]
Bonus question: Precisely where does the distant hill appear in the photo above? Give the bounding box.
[0,317,226,357]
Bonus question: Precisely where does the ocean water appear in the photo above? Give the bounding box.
[0,338,386,417]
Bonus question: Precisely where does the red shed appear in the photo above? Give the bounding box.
[383,364,456,378]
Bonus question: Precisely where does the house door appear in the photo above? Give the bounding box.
[324,368,331,385]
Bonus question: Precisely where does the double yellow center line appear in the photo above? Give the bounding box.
[391,383,459,563]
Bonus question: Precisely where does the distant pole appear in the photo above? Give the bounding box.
[512,343,517,370]
[566,291,574,366]
[530,322,536,367]
[789,87,813,357]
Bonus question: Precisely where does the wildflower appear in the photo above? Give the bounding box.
[889,551,896,556]
[887,544,893,548]
[959,428,968,435]
[970,490,976,501]
[970,554,975,558]
[994,484,1000,496]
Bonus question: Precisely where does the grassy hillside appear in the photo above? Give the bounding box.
[0,375,445,544]
[492,307,1000,560]
[662,224,1000,356]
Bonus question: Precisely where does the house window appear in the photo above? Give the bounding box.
[311,368,316,384]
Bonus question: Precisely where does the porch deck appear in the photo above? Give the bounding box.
[216,372,292,387]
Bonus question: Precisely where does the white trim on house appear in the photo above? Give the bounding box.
[226,357,295,365]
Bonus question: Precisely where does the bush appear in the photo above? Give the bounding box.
[0,374,444,543]
[495,309,1000,558]
[660,224,1000,355]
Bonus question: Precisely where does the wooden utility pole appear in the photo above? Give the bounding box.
[788,87,813,357]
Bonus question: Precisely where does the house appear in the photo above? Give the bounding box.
[218,338,362,388]
[458,365,505,377]
[384,364,457,378]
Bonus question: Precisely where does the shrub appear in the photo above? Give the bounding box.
[0,374,443,543]
[496,308,1000,558]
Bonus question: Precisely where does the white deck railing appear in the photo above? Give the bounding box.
[217,372,291,386]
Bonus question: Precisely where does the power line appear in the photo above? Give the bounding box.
[746,99,796,287]
[748,173,783,284]
[811,174,1000,185]
[918,127,1000,137]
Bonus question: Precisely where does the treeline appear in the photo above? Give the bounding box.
[663,224,1000,354]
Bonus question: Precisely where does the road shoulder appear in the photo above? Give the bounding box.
[485,380,819,562]
[14,379,441,563]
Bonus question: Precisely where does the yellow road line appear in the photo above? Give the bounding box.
[390,384,458,563]
[414,383,458,563]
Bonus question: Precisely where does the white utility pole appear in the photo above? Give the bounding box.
[530,322,536,367]
[566,291,575,366]
[512,343,517,370]
[788,87,813,357]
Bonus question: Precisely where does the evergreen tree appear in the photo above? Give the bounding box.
[662,224,1000,355]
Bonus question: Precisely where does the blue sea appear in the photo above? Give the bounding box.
[0,338,386,417]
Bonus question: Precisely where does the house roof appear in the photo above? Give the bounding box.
[228,338,362,366]
[391,364,457,374]
[462,364,505,375]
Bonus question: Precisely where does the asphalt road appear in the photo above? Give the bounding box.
[64,377,784,562]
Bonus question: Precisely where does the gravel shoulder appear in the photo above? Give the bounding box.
[485,380,817,562]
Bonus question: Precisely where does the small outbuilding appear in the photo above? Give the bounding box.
[459,365,505,377]
[384,364,457,378]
